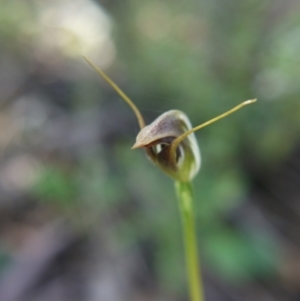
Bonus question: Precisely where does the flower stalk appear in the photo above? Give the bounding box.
[175,181,204,301]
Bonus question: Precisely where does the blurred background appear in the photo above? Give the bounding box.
[1,0,300,300]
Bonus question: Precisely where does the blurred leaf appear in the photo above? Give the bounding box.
[203,226,278,282]
[32,166,78,209]
[0,249,11,275]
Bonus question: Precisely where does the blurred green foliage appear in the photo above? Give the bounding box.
[33,166,78,208]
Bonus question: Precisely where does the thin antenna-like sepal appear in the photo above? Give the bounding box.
[169,99,257,164]
[83,56,145,129]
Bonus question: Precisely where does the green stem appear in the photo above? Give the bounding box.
[175,181,205,301]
